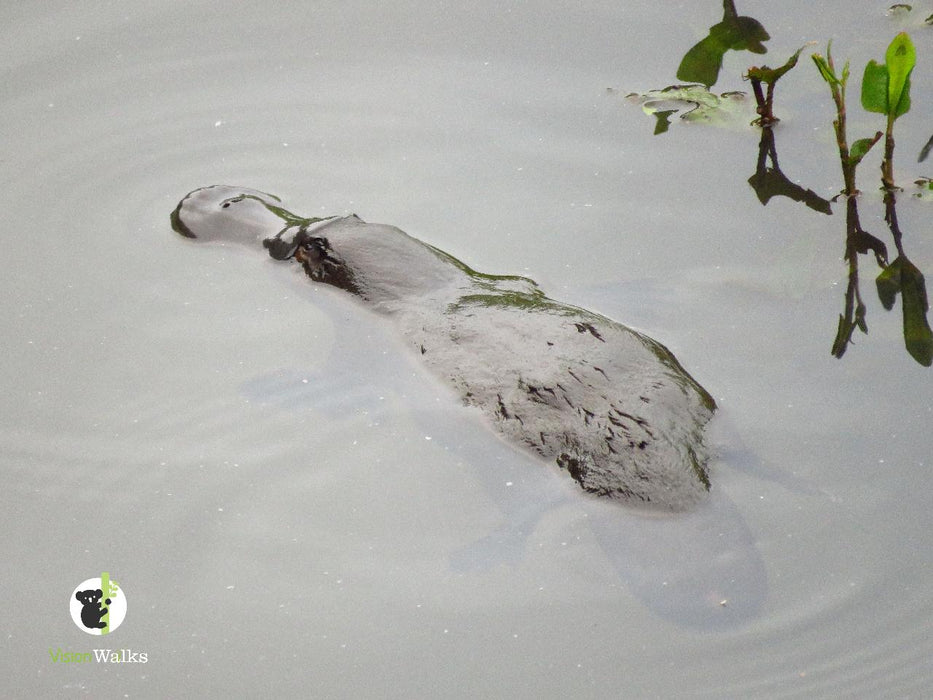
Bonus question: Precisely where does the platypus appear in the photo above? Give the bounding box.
[172,185,716,510]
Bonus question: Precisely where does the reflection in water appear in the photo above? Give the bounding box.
[753,127,932,365]
[762,155,932,365]
[629,1,770,132]
[676,0,769,88]
[920,134,933,162]
[748,128,832,215]
[832,196,887,359]
[875,193,933,366]
[833,191,933,366]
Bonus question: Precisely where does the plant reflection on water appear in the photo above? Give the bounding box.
[747,127,831,215]
[676,0,769,89]
[629,1,932,366]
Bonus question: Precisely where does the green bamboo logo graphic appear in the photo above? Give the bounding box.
[70,573,127,635]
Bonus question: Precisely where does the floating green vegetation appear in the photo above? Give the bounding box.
[915,177,933,199]
[885,3,933,26]
[626,85,749,134]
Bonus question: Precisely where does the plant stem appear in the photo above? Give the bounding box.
[829,83,858,196]
[882,116,897,191]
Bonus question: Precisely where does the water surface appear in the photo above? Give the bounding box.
[2,1,932,697]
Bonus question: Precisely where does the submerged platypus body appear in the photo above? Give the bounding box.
[172,185,716,510]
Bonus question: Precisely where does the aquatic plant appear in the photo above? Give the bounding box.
[885,3,933,26]
[859,33,930,364]
[625,85,749,134]
[745,44,809,125]
[626,16,931,365]
[812,42,883,196]
[861,32,916,190]
[812,35,930,364]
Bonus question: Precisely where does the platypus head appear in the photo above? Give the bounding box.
[171,185,327,259]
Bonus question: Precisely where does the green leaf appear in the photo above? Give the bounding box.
[861,59,890,113]
[812,54,837,86]
[885,33,916,116]
[849,135,880,166]
[861,34,916,118]
[892,76,912,118]
[747,44,807,84]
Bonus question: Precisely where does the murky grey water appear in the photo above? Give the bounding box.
[3,1,932,697]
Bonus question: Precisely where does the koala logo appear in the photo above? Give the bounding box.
[75,588,109,629]
[70,573,127,635]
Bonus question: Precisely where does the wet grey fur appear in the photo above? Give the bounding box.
[173,186,716,510]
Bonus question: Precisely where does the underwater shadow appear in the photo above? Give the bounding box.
[241,351,768,632]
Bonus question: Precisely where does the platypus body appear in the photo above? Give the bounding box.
[173,185,716,510]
